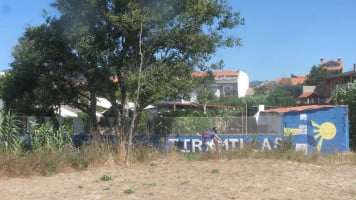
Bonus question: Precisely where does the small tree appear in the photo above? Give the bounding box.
[196,73,216,114]
[331,82,356,150]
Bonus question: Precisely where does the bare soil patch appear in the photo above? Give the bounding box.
[0,158,355,200]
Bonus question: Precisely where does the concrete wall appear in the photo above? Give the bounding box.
[134,106,349,154]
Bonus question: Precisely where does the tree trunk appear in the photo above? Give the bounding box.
[124,23,144,164]
[88,91,98,133]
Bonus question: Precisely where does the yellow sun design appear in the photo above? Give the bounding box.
[311,121,337,152]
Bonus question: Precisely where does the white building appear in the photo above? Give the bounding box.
[191,70,250,101]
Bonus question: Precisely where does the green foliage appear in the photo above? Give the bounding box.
[0,111,22,153]
[185,152,198,161]
[66,150,90,170]
[267,88,296,107]
[152,111,213,135]
[305,65,330,86]
[124,188,135,195]
[212,95,268,115]
[279,135,294,152]
[195,74,216,106]
[181,180,190,185]
[0,73,7,99]
[6,0,243,131]
[332,82,356,150]
[6,0,244,162]
[0,112,73,154]
[29,119,73,151]
[99,175,113,182]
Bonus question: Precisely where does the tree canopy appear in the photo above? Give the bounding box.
[305,65,330,86]
[4,0,244,136]
[266,88,296,107]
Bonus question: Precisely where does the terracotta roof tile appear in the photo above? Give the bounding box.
[276,76,307,86]
[262,105,337,113]
[298,92,320,98]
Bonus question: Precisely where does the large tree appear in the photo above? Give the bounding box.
[6,0,244,161]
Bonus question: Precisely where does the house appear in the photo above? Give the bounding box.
[275,74,307,100]
[297,58,348,105]
[191,70,249,100]
[296,86,326,105]
[298,91,323,105]
[320,64,356,99]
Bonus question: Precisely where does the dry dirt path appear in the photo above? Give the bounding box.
[0,158,355,200]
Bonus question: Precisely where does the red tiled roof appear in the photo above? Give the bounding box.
[191,71,239,77]
[298,92,320,98]
[262,105,337,113]
[276,76,307,86]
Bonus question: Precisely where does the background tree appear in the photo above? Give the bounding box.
[162,65,196,111]
[3,23,73,116]
[267,88,296,107]
[195,72,216,114]
[305,65,330,86]
[331,83,356,151]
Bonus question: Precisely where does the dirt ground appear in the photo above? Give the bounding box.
[0,158,355,200]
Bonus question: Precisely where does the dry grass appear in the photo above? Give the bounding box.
[0,143,355,178]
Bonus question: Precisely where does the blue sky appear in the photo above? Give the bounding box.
[1,0,356,81]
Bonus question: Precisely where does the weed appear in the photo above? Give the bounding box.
[181,180,189,185]
[185,152,197,160]
[146,182,156,187]
[67,151,90,171]
[211,169,220,174]
[351,190,356,196]
[149,162,157,166]
[124,188,135,194]
[99,175,112,181]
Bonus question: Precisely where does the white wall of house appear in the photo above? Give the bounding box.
[237,71,249,98]
[190,70,250,102]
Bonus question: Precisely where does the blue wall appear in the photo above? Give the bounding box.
[133,134,283,153]
[134,107,349,154]
[281,106,349,154]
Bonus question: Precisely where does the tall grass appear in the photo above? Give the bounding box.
[0,111,354,178]
[0,111,22,153]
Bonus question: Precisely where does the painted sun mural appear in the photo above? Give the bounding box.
[311,121,337,152]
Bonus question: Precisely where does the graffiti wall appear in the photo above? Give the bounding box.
[279,106,349,154]
[134,106,349,154]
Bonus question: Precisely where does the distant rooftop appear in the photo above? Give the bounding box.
[276,75,307,86]
[191,71,240,78]
[262,105,338,113]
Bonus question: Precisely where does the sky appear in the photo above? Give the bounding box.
[1,0,356,81]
